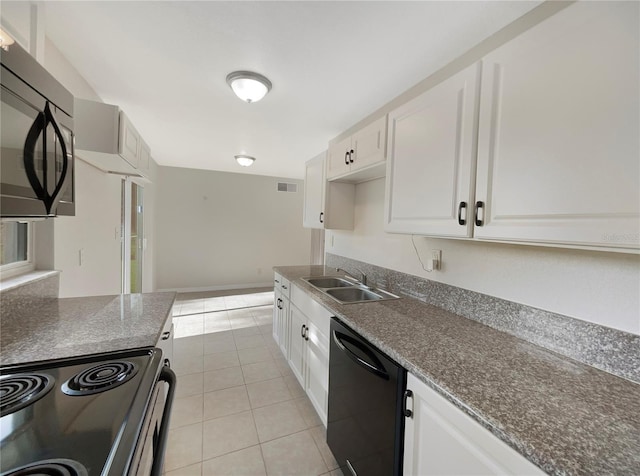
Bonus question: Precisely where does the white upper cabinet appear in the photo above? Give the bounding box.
[327,115,387,182]
[474,1,639,250]
[385,63,480,237]
[327,136,352,179]
[303,152,355,230]
[75,99,152,180]
[119,112,141,168]
[303,154,326,228]
[383,1,639,252]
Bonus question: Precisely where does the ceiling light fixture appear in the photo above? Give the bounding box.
[235,155,256,167]
[226,71,272,103]
[0,28,16,51]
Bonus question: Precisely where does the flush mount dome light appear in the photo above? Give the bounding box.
[0,28,16,51]
[235,155,256,167]
[226,71,272,103]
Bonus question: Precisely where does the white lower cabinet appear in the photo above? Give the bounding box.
[272,273,291,357]
[288,303,307,384]
[278,281,332,426]
[404,373,545,476]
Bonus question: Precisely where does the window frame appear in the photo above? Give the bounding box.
[0,221,35,279]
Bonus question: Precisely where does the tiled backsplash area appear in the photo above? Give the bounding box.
[326,253,640,384]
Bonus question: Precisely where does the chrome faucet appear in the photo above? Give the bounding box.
[336,267,367,287]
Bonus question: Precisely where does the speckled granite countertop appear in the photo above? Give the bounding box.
[274,265,640,476]
[0,292,176,366]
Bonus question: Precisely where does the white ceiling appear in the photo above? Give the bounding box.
[43,1,540,180]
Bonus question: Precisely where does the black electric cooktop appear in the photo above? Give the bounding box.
[0,348,162,476]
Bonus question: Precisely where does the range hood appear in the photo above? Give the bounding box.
[74,99,151,181]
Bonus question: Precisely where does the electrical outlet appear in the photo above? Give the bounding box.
[431,250,442,271]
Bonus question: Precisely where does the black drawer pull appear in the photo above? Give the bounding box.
[161,331,171,340]
[344,151,350,165]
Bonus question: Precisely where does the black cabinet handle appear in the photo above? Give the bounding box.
[475,201,485,227]
[282,284,288,290]
[457,202,467,226]
[161,331,171,340]
[319,212,324,224]
[349,149,355,163]
[301,324,306,338]
[276,298,282,310]
[344,151,350,165]
[403,389,413,418]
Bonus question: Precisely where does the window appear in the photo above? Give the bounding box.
[0,221,34,278]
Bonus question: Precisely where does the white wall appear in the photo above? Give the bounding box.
[43,39,160,297]
[327,179,640,335]
[155,166,311,291]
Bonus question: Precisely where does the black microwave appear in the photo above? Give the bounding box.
[1,42,75,218]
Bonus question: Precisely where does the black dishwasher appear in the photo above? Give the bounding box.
[327,317,407,476]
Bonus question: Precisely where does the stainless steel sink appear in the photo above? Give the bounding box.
[325,287,384,302]
[302,275,400,304]
[303,277,355,289]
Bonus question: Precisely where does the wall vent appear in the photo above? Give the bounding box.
[277,182,298,192]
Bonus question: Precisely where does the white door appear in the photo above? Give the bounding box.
[474,1,640,250]
[385,63,480,237]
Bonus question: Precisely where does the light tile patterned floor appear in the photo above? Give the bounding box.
[164,288,343,476]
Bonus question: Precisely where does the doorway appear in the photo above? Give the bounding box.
[121,178,144,293]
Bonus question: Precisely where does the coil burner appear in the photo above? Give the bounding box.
[62,360,138,396]
[1,458,88,476]
[0,373,54,416]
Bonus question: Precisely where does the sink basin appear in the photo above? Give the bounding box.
[325,286,399,304]
[301,275,400,304]
[303,277,355,288]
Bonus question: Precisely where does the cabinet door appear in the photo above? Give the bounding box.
[303,153,326,229]
[404,374,544,476]
[304,321,329,426]
[138,139,151,172]
[278,297,290,358]
[474,1,639,250]
[118,112,140,168]
[384,63,480,237]
[327,136,352,179]
[272,288,282,346]
[351,115,387,171]
[288,304,306,387]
